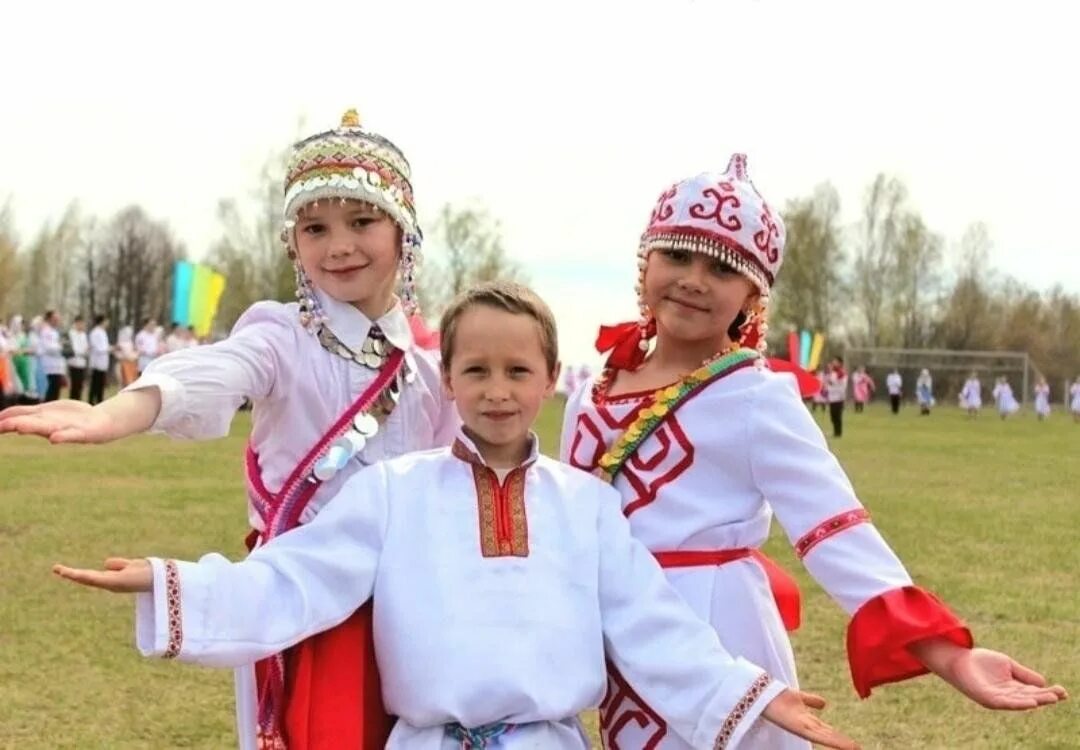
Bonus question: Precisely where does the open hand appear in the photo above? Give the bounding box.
[945,648,1068,710]
[762,688,860,749]
[1,400,123,443]
[53,557,153,593]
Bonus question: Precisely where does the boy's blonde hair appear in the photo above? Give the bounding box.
[440,281,559,375]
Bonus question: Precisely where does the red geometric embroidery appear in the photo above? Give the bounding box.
[568,412,607,473]
[600,661,668,750]
[714,673,773,749]
[622,416,695,517]
[570,402,695,518]
[163,559,182,659]
[568,402,639,472]
[795,508,871,559]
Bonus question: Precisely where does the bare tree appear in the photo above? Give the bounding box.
[204,150,293,330]
[0,199,20,319]
[851,175,907,345]
[890,213,943,348]
[772,183,845,336]
[418,203,524,318]
[95,206,186,331]
[932,222,995,351]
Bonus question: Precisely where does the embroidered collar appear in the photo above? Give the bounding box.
[451,428,540,471]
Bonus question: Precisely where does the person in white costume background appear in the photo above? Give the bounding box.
[54,281,860,750]
[562,156,1068,750]
[959,372,982,418]
[1033,376,1051,420]
[0,110,456,750]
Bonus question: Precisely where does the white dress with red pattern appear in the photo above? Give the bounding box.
[561,363,971,750]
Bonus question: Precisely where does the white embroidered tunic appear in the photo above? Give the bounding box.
[135,431,784,750]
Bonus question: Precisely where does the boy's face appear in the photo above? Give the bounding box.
[442,305,559,467]
[294,199,400,318]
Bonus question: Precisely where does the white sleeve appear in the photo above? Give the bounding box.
[747,375,912,614]
[133,463,390,667]
[595,483,784,749]
[123,302,296,439]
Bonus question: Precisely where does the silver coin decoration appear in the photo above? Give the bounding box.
[353,413,379,437]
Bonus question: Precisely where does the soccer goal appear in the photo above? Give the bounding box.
[841,347,1040,406]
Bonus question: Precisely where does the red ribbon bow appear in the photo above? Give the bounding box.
[595,319,656,370]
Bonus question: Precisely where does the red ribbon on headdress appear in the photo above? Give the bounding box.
[595,319,656,370]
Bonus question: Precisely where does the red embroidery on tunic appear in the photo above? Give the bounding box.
[600,662,668,750]
[795,508,872,559]
[568,401,640,472]
[622,417,695,517]
[455,440,530,558]
[163,560,182,659]
[714,673,773,750]
[570,403,695,517]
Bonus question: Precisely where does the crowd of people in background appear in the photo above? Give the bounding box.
[805,360,1080,431]
[0,313,202,409]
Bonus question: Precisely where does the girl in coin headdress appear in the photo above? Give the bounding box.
[0,110,457,750]
[561,156,1067,750]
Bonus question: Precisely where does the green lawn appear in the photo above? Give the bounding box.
[1,400,1076,749]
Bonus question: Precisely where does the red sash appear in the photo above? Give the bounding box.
[245,350,404,750]
[653,549,801,631]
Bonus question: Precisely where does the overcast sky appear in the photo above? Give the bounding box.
[2,0,1077,365]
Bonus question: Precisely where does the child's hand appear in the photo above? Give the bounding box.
[1,401,115,443]
[762,688,860,749]
[53,558,153,593]
[916,643,1069,710]
[0,389,159,443]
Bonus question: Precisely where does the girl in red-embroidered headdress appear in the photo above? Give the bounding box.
[560,156,1067,750]
[0,110,457,750]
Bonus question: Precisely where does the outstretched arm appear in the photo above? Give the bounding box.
[750,374,1067,709]
[0,389,161,444]
[53,463,391,667]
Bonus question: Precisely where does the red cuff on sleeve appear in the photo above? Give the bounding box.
[847,585,973,698]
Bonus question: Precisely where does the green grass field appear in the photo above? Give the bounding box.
[1,400,1077,749]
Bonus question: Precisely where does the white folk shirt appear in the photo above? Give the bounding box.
[89,326,111,371]
[135,432,783,750]
[885,372,902,395]
[39,324,66,375]
[68,329,89,368]
[824,370,847,403]
[563,366,967,750]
